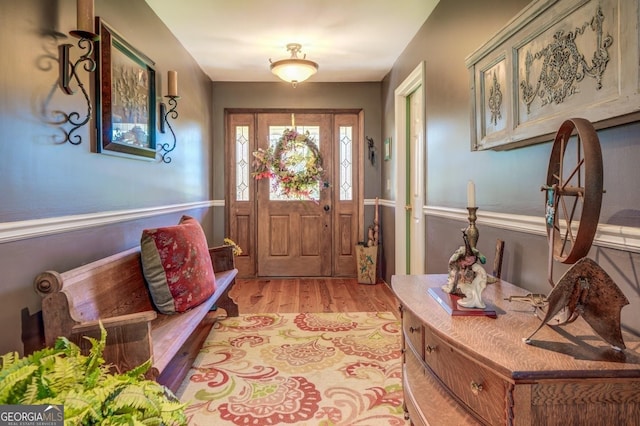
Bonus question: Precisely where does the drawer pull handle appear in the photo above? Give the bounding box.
[425,345,437,354]
[470,381,483,395]
[409,326,418,333]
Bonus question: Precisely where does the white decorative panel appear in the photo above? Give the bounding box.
[466,0,639,150]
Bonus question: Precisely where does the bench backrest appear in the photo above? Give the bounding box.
[34,245,236,347]
[35,247,154,324]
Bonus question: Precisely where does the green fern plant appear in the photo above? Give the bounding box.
[0,326,186,425]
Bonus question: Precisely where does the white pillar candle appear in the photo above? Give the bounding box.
[77,0,94,33]
[467,180,476,208]
[168,71,178,97]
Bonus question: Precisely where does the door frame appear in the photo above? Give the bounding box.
[225,109,364,278]
[394,62,426,275]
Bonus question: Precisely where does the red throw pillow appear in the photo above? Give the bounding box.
[140,215,216,314]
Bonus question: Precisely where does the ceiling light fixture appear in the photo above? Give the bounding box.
[270,43,318,87]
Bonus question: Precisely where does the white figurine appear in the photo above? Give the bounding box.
[456,262,487,308]
[442,230,488,309]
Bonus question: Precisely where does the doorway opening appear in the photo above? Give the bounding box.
[394,62,426,275]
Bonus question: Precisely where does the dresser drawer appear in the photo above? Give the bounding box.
[403,364,427,426]
[423,327,509,425]
[402,308,424,358]
[405,344,481,425]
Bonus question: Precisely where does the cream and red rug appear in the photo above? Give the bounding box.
[177,311,408,425]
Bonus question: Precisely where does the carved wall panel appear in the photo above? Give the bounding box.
[477,55,508,143]
[466,0,639,150]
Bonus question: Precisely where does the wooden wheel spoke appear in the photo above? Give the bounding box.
[558,198,577,256]
[560,158,585,191]
[566,197,580,247]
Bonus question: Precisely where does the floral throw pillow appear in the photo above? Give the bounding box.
[140,215,216,314]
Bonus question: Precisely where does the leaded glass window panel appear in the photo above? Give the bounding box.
[235,126,250,201]
[339,126,353,201]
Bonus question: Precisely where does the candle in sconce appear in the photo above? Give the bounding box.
[467,180,476,208]
[167,71,178,97]
[76,0,94,33]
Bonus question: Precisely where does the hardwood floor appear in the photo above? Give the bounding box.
[229,278,400,318]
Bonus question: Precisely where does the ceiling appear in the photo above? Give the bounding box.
[144,0,439,83]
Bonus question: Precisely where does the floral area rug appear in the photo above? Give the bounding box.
[176,312,408,425]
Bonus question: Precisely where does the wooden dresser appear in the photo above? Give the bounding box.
[391,274,640,425]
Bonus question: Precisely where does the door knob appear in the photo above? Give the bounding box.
[323,205,331,212]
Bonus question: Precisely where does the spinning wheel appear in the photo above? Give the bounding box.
[516,118,628,350]
[544,118,603,283]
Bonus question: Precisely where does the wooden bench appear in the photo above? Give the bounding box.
[34,245,238,391]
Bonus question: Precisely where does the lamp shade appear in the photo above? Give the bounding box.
[270,43,318,86]
[270,59,318,84]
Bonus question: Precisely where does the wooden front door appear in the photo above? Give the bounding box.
[257,113,332,276]
[226,110,362,278]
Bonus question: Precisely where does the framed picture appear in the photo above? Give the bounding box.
[384,138,391,160]
[95,17,156,159]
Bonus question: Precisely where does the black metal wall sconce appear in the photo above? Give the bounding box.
[158,70,180,163]
[366,136,376,165]
[58,0,99,145]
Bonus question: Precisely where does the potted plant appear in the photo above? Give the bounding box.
[0,326,186,425]
[223,238,243,256]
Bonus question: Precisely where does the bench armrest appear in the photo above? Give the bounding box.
[209,245,235,272]
[71,310,158,335]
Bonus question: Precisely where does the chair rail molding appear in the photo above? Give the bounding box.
[0,201,214,244]
[5,199,637,255]
[426,205,640,254]
[376,200,640,254]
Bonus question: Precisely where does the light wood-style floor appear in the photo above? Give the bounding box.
[229,278,400,318]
